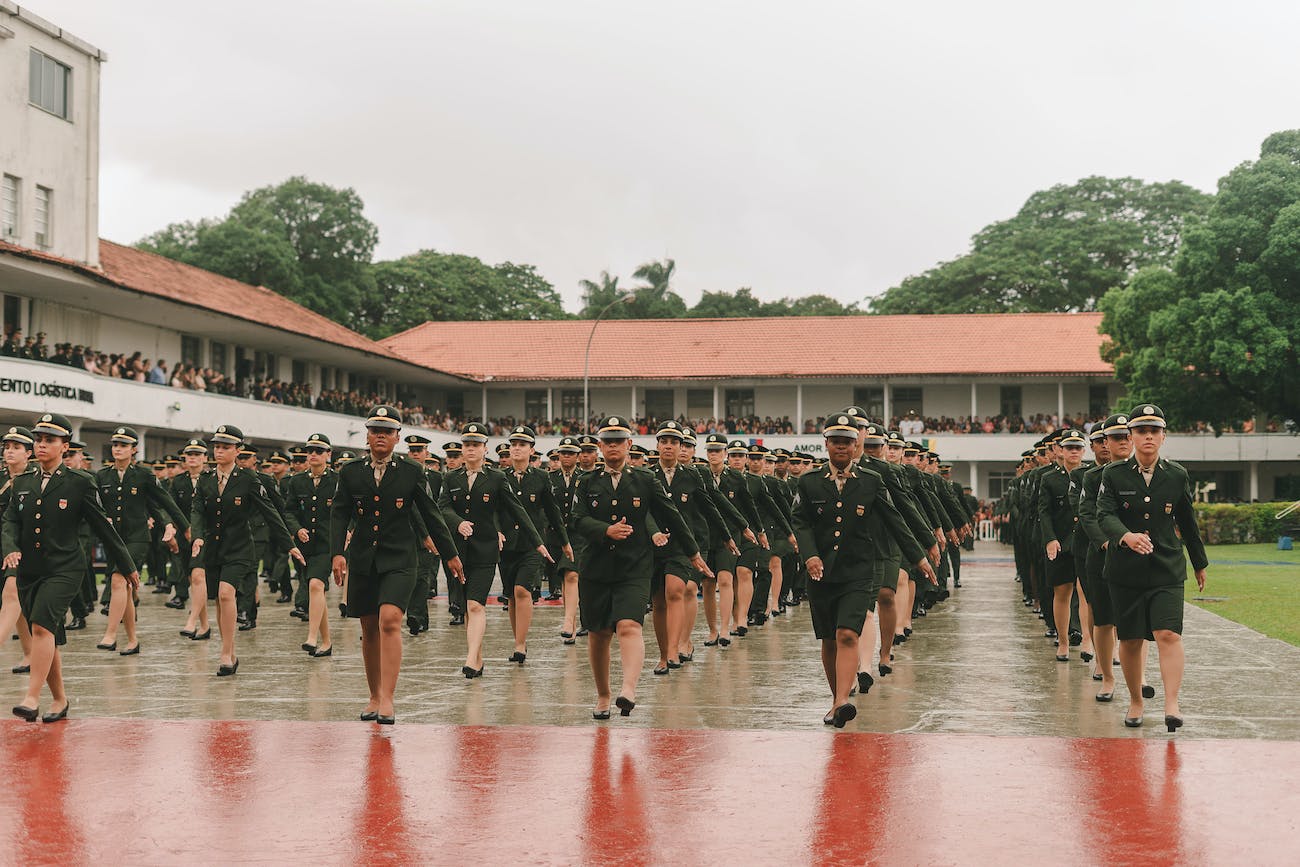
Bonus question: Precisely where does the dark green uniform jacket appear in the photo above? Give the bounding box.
[571,466,698,582]
[437,465,539,565]
[1096,456,1209,588]
[502,466,567,552]
[191,466,292,564]
[333,456,459,574]
[96,463,189,545]
[1036,464,1078,552]
[651,462,730,556]
[282,469,338,557]
[3,465,136,579]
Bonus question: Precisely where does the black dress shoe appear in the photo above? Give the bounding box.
[563,635,576,646]
[1080,651,1094,663]
[276,593,293,604]
[360,711,379,721]
[703,637,719,647]
[313,647,332,658]
[407,621,420,636]
[718,637,731,648]
[1142,684,1156,699]
[377,715,395,725]
[42,703,69,724]
[892,634,905,646]
[1068,630,1083,647]
[12,704,38,722]
[878,663,892,676]
[1095,692,1114,703]
[1044,629,1057,639]
[151,585,170,594]
[735,626,748,637]
[832,703,857,729]
[857,671,874,695]
[66,617,87,630]
[95,642,117,651]
[1055,654,1068,662]
[1092,673,1104,682]
[615,695,636,717]
[902,627,912,638]
[508,651,527,664]
[164,598,186,610]
[576,628,589,637]
[1164,715,1183,733]
[823,711,836,725]
[1124,715,1143,728]
[192,629,211,641]
[462,665,484,679]
[99,605,109,616]
[449,614,465,626]
[593,708,611,720]
[302,643,317,654]
[290,608,307,620]
[12,664,30,674]
[216,659,240,677]
[119,644,141,656]
[559,631,574,639]
[679,651,694,663]
[653,664,670,676]
[666,658,682,670]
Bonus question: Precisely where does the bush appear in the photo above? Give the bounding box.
[1193,503,1294,545]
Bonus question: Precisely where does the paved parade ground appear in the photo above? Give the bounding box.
[3,554,1299,863]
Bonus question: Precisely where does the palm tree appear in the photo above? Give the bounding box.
[629,258,686,318]
[578,271,622,318]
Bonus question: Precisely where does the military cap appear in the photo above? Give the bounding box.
[646,449,659,460]
[886,430,906,446]
[425,456,441,468]
[109,426,140,445]
[268,449,291,463]
[484,456,498,467]
[840,405,873,427]
[939,463,953,472]
[460,422,489,443]
[364,405,402,430]
[823,413,859,438]
[726,438,750,454]
[304,433,332,450]
[495,442,511,456]
[1058,428,1087,447]
[2,426,34,446]
[507,425,536,444]
[577,435,599,450]
[1044,429,1063,444]
[69,438,86,452]
[164,454,181,466]
[747,443,769,457]
[926,450,939,460]
[903,441,921,455]
[1033,439,1049,453]
[210,424,244,445]
[32,413,72,439]
[1127,403,1166,429]
[629,443,647,456]
[152,458,168,470]
[335,449,357,465]
[596,415,633,441]
[703,433,729,450]
[771,447,790,461]
[862,423,887,445]
[181,438,208,455]
[655,420,687,440]
[238,443,259,457]
[1088,424,1107,442]
[442,440,463,455]
[1101,413,1130,436]
[555,436,580,454]
[1020,449,1034,459]
[404,433,432,447]
[289,444,308,458]
[681,430,697,445]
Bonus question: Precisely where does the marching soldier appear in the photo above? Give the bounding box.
[402,433,440,635]
[440,440,466,625]
[171,440,211,638]
[265,450,295,605]
[570,416,708,719]
[5,413,138,723]
[0,426,34,674]
[1038,429,1088,663]
[549,436,585,642]
[235,444,284,631]
[1096,404,1208,733]
[332,407,463,722]
[703,435,764,646]
[282,433,337,658]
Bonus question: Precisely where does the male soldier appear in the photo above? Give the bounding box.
[265,450,295,605]
[792,414,930,728]
[282,433,338,657]
[403,433,440,635]
[628,443,647,468]
[570,415,707,719]
[95,427,189,655]
[441,440,466,625]
[501,426,570,661]
[961,484,979,552]
[576,434,600,473]
[235,444,285,630]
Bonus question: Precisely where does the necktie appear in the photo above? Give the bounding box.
[313,474,321,488]
[663,468,675,486]
[609,470,621,490]
[41,471,53,492]
[466,470,478,490]
[374,460,387,487]
[835,470,848,492]
[218,472,228,495]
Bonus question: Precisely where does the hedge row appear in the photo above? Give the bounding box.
[1194,502,1298,545]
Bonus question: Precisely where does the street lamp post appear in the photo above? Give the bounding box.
[583,293,636,434]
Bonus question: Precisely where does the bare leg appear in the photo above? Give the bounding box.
[561,571,579,634]
[679,580,699,658]
[858,610,877,675]
[615,620,644,701]
[0,576,32,666]
[1094,624,1117,693]
[217,582,238,666]
[716,570,735,637]
[185,569,207,632]
[650,590,669,667]
[377,604,403,716]
[1119,638,1145,719]
[359,614,380,714]
[18,623,58,711]
[1075,580,1095,656]
[767,558,783,616]
[877,587,896,665]
[512,585,533,655]
[101,572,130,646]
[897,577,913,633]
[832,628,858,712]
[664,574,685,662]
[464,599,486,669]
[733,566,754,632]
[701,577,718,641]
[820,639,836,697]
[1053,583,1072,657]
[1153,629,1185,717]
[119,573,138,650]
[588,628,613,711]
[308,578,329,649]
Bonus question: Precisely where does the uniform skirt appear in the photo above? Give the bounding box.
[300,551,332,583]
[500,549,542,595]
[461,563,498,606]
[579,576,648,631]
[734,539,762,573]
[1045,549,1077,587]
[876,556,902,593]
[651,553,703,595]
[346,565,416,617]
[708,544,738,576]
[1109,582,1184,641]
[205,558,256,602]
[18,571,81,647]
[807,579,871,640]
[1082,545,1113,627]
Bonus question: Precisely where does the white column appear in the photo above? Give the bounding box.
[1250,462,1260,502]
[546,387,553,422]
[135,428,148,460]
[795,383,803,432]
[882,382,892,427]
[969,460,979,499]
[1057,381,1065,423]
[970,382,978,420]
[480,385,488,423]
[630,384,637,419]
[712,384,720,419]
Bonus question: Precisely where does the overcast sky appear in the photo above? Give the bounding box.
[44,0,1300,312]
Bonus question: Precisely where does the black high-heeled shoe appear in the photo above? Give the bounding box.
[42,703,69,723]
[192,629,211,641]
[1080,651,1094,663]
[615,695,636,717]
[313,646,332,658]
[703,637,719,647]
[377,715,395,726]
[592,708,611,720]
[1095,692,1114,703]
[302,643,317,654]
[1124,715,1143,728]
[508,651,526,664]
[878,663,892,676]
[823,711,836,725]
[12,704,39,722]
[718,637,731,648]
[12,664,30,674]
[653,664,670,676]
[216,659,239,677]
[1142,684,1156,699]
[832,703,857,729]
[179,628,196,639]
[666,658,682,670]
[857,671,874,695]
[119,644,141,656]
[462,665,484,679]
[902,627,913,638]
[95,641,117,651]
[360,711,379,721]
[1164,715,1183,733]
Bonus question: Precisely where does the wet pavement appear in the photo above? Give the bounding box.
[3,546,1300,863]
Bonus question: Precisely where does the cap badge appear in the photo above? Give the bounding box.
[217,426,227,433]
[1118,416,1127,424]
[377,408,388,416]
[838,416,848,424]
[1144,406,1154,414]
[41,414,51,422]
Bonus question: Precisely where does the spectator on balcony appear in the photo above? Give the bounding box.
[147,359,168,385]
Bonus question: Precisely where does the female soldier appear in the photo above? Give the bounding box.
[4,413,138,723]
[1038,429,1088,663]
[282,433,336,658]
[171,439,211,640]
[1096,405,1208,732]
[0,426,35,674]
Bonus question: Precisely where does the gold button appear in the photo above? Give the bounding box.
[835,516,841,523]
[34,528,40,534]
[833,531,840,537]
[1144,496,1151,502]
[33,513,39,519]
[374,496,380,502]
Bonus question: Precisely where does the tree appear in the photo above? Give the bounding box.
[687,287,861,317]
[870,176,1212,314]
[577,271,624,317]
[357,250,566,339]
[623,258,688,318]
[1101,132,1300,429]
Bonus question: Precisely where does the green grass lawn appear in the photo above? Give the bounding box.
[1190,543,1300,646]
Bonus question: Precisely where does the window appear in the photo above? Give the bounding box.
[29,50,71,120]
[1,175,18,239]
[852,386,884,421]
[644,388,673,422]
[292,359,307,385]
[988,471,1016,500]
[1000,385,1022,419]
[180,334,201,366]
[210,341,228,375]
[686,388,713,419]
[2,296,19,337]
[446,390,465,418]
[33,186,51,248]
[724,388,754,419]
[524,389,548,420]
[1088,384,1110,419]
[891,386,923,415]
[560,389,584,419]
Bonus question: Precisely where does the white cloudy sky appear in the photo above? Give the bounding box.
[43,0,1300,311]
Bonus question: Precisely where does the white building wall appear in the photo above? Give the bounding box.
[800,384,853,419]
[921,383,968,418]
[0,6,102,264]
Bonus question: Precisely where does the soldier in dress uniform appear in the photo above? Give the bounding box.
[171,439,211,639]
[1096,404,1208,732]
[402,433,440,635]
[95,426,189,655]
[576,434,600,473]
[146,459,174,595]
[703,434,764,647]
[265,450,295,605]
[331,407,463,722]
[282,433,337,658]
[792,414,931,728]
[549,435,585,642]
[501,425,569,662]
[570,416,708,719]
[5,413,138,723]
[1038,429,1088,662]
[439,441,466,625]
[437,421,545,678]
[0,426,34,675]
[191,425,304,677]
[746,444,796,625]
[62,440,97,630]
[235,444,285,631]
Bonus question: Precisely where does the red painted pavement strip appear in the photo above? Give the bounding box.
[2,719,1297,864]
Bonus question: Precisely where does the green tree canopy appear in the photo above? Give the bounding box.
[1101,131,1300,429]
[688,287,860,317]
[870,176,1212,314]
